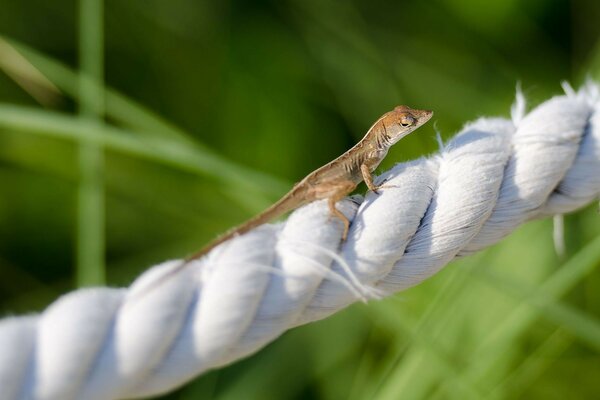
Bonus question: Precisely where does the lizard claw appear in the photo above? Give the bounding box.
[371,184,398,194]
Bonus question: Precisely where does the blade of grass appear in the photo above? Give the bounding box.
[0,104,288,203]
[0,34,200,144]
[369,301,484,400]
[476,235,600,353]
[455,234,600,388]
[475,269,600,351]
[364,250,494,399]
[0,37,289,205]
[0,35,290,204]
[486,328,572,399]
[77,0,105,286]
[0,39,60,105]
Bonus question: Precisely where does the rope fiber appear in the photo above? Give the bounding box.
[1,84,600,399]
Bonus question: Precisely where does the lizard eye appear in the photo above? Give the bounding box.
[400,115,415,127]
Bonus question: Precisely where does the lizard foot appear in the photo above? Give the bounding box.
[371,184,399,194]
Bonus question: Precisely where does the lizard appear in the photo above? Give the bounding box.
[185,105,433,262]
[129,105,432,299]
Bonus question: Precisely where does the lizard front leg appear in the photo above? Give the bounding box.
[360,164,379,193]
[361,163,397,194]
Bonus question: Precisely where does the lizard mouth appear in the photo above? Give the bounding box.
[418,109,434,123]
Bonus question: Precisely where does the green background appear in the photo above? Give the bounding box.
[1,0,599,399]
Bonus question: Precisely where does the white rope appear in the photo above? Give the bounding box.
[2,84,600,400]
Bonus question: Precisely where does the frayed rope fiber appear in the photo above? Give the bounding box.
[2,84,600,400]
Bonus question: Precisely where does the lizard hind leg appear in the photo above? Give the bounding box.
[326,180,357,240]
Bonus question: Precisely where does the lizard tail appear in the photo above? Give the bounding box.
[127,190,305,304]
[186,190,305,261]
[127,189,307,298]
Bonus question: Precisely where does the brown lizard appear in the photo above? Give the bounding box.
[186,105,432,262]
[130,105,432,299]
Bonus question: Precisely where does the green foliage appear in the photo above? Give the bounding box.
[0,0,599,399]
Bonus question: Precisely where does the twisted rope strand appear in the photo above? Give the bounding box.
[1,85,599,399]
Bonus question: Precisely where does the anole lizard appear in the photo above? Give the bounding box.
[186,105,432,261]
[131,105,432,298]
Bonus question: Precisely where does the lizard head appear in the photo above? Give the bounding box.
[380,105,433,145]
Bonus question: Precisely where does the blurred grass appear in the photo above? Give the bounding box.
[77,0,105,286]
[0,0,599,399]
